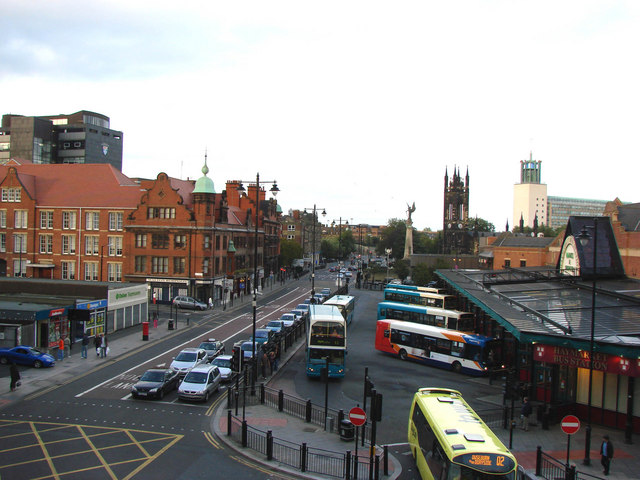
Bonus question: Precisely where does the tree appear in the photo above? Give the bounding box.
[411,258,451,285]
[393,259,410,281]
[279,239,302,267]
[468,217,495,232]
[377,219,406,259]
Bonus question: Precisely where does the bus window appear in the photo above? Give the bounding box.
[451,341,464,357]
[463,344,482,362]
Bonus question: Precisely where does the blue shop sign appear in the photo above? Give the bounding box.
[76,299,108,310]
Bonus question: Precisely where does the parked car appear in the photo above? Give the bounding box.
[170,347,208,376]
[290,308,307,322]
[250,328,274,346]
[178,364,222,402]
[279,313,296,330]
[240,341,259,360]
[320,288,332,296]
[211,355,233,381]
[131,368,180,400]
[172,296,207,310]
[0,346,55,368]
[198,339,225,362]
[265,320,285,336]
[296,303,310,314]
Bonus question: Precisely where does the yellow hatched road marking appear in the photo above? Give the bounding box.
[29,421,60,480]
[77,424,119,480]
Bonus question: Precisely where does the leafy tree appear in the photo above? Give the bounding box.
[321,238,338,260]
[279,239,302,267]
[340,229,356,258]
[393,259,410,281]
[413,230,440,254]
[376,219,406,259]
[411,258,451,285]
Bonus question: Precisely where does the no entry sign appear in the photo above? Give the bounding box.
[349,407,367,427]
[561,415,580,435]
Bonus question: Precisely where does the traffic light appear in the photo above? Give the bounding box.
[372,392,383,422]
[365,375,374,397]
[232,346,241,372]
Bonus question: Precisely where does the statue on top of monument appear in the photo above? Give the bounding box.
[406,202,416,225]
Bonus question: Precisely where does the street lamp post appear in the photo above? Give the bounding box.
[304,205,326,302]
[236,174,279,395]
[578,219,598,466]
[385,248,392,282]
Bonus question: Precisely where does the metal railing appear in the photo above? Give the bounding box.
[535,447,605,480]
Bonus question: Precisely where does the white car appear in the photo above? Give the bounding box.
[211,355,233,381]
[170,347,208,377]
[178,364,221,402]
[279,313,296,329]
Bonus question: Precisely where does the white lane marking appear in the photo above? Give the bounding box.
[76,288,310,398]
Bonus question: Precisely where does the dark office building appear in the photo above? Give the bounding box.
[0,111,123,171]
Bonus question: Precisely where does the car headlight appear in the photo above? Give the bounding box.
[131,386,138,392]
[149,388,158,393]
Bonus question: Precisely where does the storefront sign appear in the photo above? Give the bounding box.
[76,299,107,310]
[534,344,638,376]
[49,308,65,317]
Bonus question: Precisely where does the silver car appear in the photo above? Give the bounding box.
[178,364,221,402]
[172,296,207,310]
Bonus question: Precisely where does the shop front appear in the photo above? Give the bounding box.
[107,283,148,332]
[146,277,190,304]
[70,299,107,341]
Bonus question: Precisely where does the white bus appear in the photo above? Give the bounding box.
[307,304,347,378]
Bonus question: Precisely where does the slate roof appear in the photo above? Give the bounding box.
[617,202,640,232]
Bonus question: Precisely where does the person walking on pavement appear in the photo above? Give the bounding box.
[81,332,89,359]
[9,362,20,391]
[94,334,101,357]
[600,435,614,475]
[58,337,65,361]
[64,335,71,358]
[520,397,532,431]
[100,334,108,358]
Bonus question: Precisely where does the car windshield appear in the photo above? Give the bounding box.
[281,315,293,321]
[297,304,309,310]
[183,371,208,384]
[28,348,43,355]
[267,321,281,328]
[140,371,164,382]
[256,331,268,338]
[213,358,231,368]
[241,344,253,351]
[199,343,216,350]
[175,352,196,362]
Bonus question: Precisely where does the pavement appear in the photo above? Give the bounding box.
[1,280,638,479]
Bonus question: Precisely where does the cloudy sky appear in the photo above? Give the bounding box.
[2,1,639,231]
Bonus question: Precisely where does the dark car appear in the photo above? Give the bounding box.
[0,346,55,368]
[198,339,225,362]
[131,368,180,400]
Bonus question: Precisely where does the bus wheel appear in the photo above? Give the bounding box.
[452,361,462,373]
[399,349,408,361]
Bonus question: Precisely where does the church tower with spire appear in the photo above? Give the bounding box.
[443,166,472,254]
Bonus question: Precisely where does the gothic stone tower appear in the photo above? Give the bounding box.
[443,166,472,254]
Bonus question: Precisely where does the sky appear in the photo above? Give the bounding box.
[2,1,639,231]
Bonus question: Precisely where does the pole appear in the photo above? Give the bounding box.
[311,205,316,300]
[584,219,597,465]
[324,356,329,430]
[566,434,571,469]
[251,173,259,396]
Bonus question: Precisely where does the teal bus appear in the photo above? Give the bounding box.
[323,295,355,325]
[408,387,518,479]
[383,287,458,310]
[306,304,347,378]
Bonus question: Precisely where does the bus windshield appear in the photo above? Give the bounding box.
[310,321,345,346]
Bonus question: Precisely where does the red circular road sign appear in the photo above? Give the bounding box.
[561,415,581,435]
[349,407,367,427]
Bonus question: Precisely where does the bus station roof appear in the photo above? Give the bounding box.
[436,268,640,357]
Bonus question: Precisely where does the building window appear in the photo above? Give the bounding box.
[108,212,123,231]
[62,235,76,254]
[174,257,186,274]
[287,235,295,240]
[40,211,54,229]
[85,235,100,255]
[61,261,75,280]
[84,262,99,281]
[520,259,527,267]
[152,257,169,273]
[216,235,221,250]
[0,210,5,228]
[62,211,77,229]
[14,210,27,229]
[39,234,53,254]
[107,263,122,282]
[0,233,5,252]
[504,259,511,267]
[1,187,21,202]
[174,234,187,248]
[203,258,210,275]
[134,234,146,248]
[135,256,147,272]
[152,234,169,249]
[13,234,27,253]
[204,235,211,249]
[147,207,176,219]
[85,211,100,230]
[287,225,296,231]
[108,236,123,256]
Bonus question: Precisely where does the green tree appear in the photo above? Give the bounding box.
[411,258,451,285]
[377,218,406,259]
[279,239,302,267]
[393,259,410,281]
[340,229,356,258]
[468,217,495,232]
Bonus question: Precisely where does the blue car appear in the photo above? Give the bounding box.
[0,346,56,368]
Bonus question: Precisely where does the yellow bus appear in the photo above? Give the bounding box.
[408,388,517,479]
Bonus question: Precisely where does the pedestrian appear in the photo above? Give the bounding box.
[208,297,213,309]
[58,337,65,361]
[81,332,89,359]
[100,334,108,358]
[520,397,532,431]
[9,362,20,391]
[64,335,71,358]
[94,334,101,357]
[600,435,614,475]
[273,345,279,371]
[261,350,268,379]
[268,350,275,375]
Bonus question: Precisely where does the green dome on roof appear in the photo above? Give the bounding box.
[192,155,216,194]
[276,204,282,213]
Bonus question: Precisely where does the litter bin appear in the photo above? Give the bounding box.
[339,420,354,441]
[168,319,174,330]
